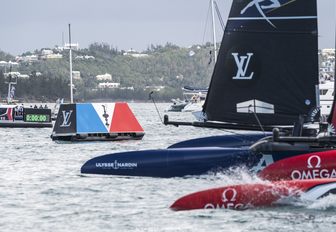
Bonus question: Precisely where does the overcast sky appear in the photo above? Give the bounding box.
[0,0,335,55]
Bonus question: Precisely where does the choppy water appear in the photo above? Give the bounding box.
[1,103,336,232]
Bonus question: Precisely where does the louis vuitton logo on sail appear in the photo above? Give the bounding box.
[232,53,254,80]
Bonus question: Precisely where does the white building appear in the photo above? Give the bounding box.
[123,49,149,58]
[41,49,53,55]
[84,55,95,60]
[4,72,29,79]
[75,55,95,60]
[17,55,39,63]
[46,53,63,59]
[4,72,20,77]
[127,53,149,58]
[64,43,80,50]
[145,86,165,91]
[322,48,335,56]
[72,71,81,80]
[96,73,112,81]
[119,86,134,91]
[18,74,29,79]
[8,61,19,66]
[98,82,120,89]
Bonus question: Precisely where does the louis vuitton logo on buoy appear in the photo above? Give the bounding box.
[222,188,237,202]
[60,110,73,127]
[307,155,321,169]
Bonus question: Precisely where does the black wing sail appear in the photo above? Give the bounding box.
[203,0,318,126]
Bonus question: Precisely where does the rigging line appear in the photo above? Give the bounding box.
[215,127,268,142]
[149,91,163,123]
[248,105,266,134]
[214,1,225,31]
[202,0,212,44]
[330,0,336,127]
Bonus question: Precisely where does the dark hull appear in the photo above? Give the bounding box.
[0,121,52,128]
[168,133,270,148]
[51,132,144,142]
[81,133,267,177]
[81,145,319,178]
[81,147,253,177]
[81,125,336,178]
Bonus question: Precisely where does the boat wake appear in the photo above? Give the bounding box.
[306,194,336,210]
[200,167,265,185]
[273,194,336,212]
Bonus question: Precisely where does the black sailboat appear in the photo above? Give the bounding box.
[81,0,333,178]
[166,0,319,131]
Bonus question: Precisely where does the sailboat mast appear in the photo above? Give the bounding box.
[211,0,217,63]
[327,3,336,126]
[7,83,11,103]
[69,24,73,103]
[334,0,336,89]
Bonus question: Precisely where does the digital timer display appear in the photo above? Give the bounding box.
[23,108,52,123]
[25,114,50,122]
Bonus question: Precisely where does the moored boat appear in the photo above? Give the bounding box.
[319,80,334,116]
[0,105,52,128]
[167,86,207,112]
[166,98,188,112]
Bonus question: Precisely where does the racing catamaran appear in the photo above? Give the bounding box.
[165,0,319,131]
[81,0,336,178]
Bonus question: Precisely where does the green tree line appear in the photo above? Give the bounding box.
[0,42,215,102]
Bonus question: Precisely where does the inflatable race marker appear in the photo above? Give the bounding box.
[170,179,336,211]
[51,102,144,141]
[258,150,336,181]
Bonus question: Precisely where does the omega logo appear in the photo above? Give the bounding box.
[307,155,321,169]
[222,188,237,202]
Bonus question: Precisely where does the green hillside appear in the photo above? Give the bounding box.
[0,43,215,102]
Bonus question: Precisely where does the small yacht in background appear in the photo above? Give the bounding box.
[0,72,52,128]
[167,86,207,112]
[319,80,334,116]
[167,98,188,112]
[191,81,335,121]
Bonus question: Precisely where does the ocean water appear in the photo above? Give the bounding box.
[1,103,335,232]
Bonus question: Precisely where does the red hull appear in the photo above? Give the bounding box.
[259,150,336,181]
[170,179,336,211]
